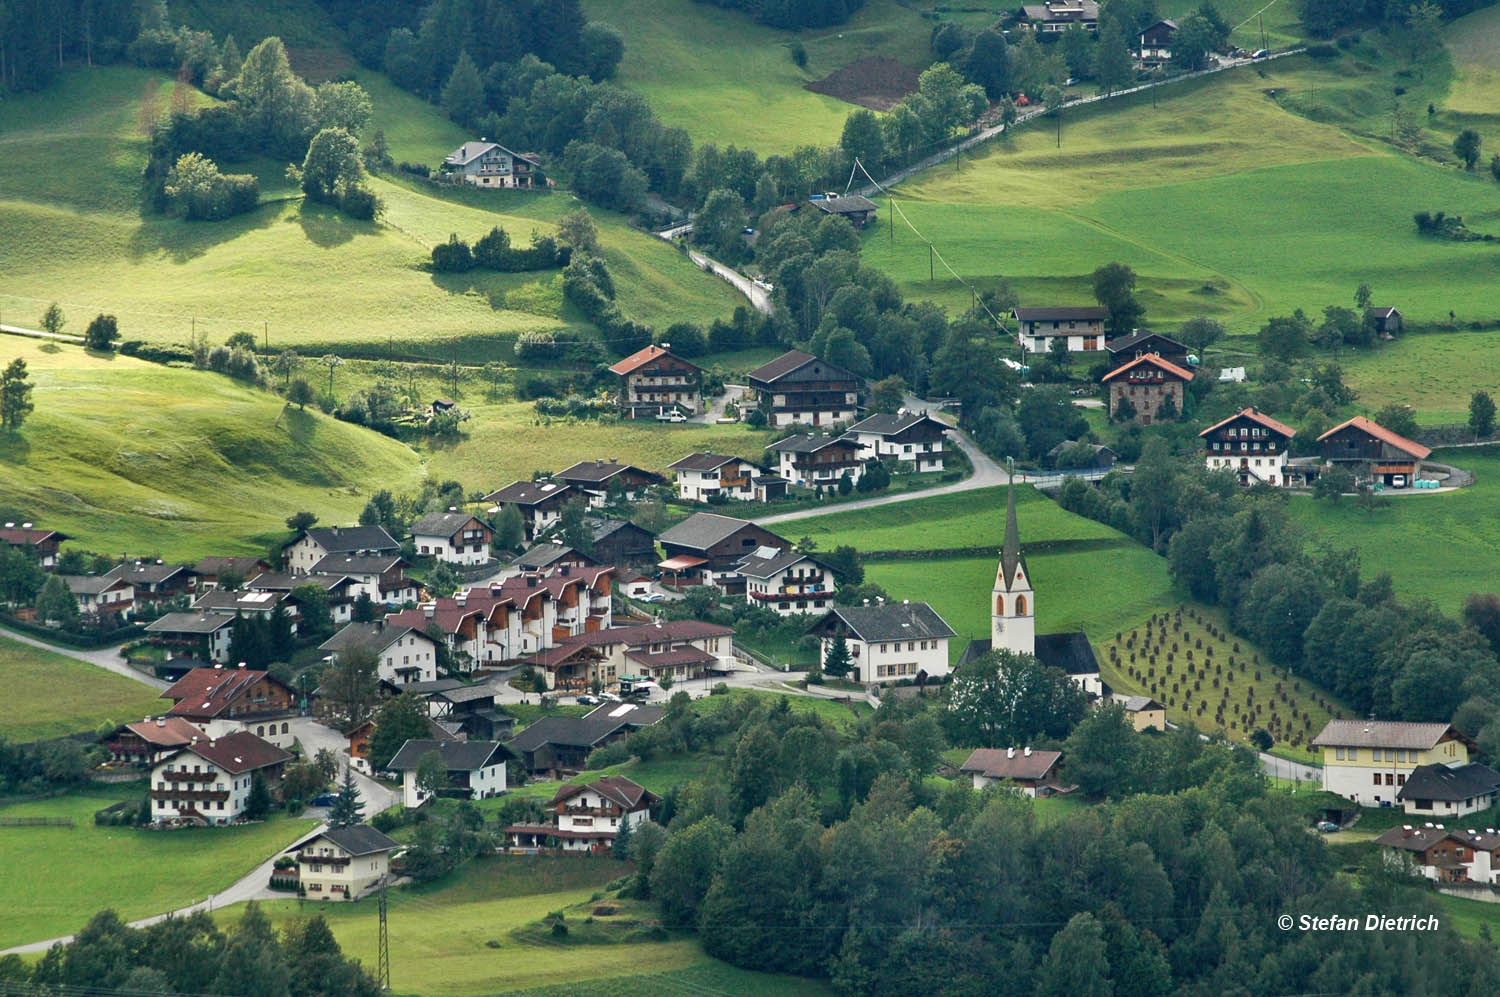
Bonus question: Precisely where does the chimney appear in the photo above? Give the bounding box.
[490,584,503,596]
[237,661,246,669]
[155,718,164,727]
[214,663,223,670]
[449,506,457,512]
[875,596,884,605]
[1007,747,1016,758]
[1024,746,1032,757]
[423,603,435,619]
[455,593,467,607]
[2,523,11,528]
[209,740,216,748]
[190,736,198,745]
[903,599,909,604]
[21,522,31,529]
[332,525,339,535]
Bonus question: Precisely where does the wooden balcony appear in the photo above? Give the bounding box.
[150,788,229,803]
[558,804,622,818]
[299,852,351,867]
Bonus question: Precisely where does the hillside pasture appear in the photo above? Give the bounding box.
[0,792,312,950]
[1443,5,1500,124]
[1337,332,1500,425]
[0,340,424,561]
[0,637,163,742]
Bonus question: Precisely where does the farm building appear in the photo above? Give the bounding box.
[658,512,791,592]
[1105,329,1190,369]
[1046,441,1118,471]
[505,702,665,778]
[808,193,878,228]
[1366,306,1403,335]
[1100,353,1193,425]
[1199,407,1296,487]
[439,140,544,189]
[1113,695,1167,732]
[1317,415,1431,489]
[746,350,861,427]
[1013,306,1109,353]
[607,344,703,418]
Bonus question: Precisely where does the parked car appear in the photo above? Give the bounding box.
[311,793,339,807]
[752,277,774,292]
[576,694,598,705]
[640,592,666,603]
[1316,821,1340,833]
[600,692,623,702]
[1251,49,1269,59]
[655,408,687,423]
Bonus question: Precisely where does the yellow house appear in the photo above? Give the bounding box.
[289,825,399,901]
[1310,720,1475,808]
[1114,695,1166,733]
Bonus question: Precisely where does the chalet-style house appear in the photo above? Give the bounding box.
[321,620,440,687]
[555,460,666,507]
[193,556,272,590]
[482,480,575,540]
[522,619,733,691]
[808,601,956,684]
[1016,0,1099,32]
[960,483,1103,696]
[1105,329,1190,369]
[190,588,299,628]
[669,453,787,503]
[286,526,399,575]
[104,715,207,767]
[105,561,198,605]
[1045,441,1118,472]
[607,344,702,418]
[1376,824,1500,884]
[1112,695,1167,732]
[145,613,237,662]
[0,523,68,569]
[512,542,597,576]
[1397,763,1500,818]
[348,713,461,775]
[960,747,1068,795]
[847,411,949,471]
[1367,306,1403,335]
[1318,415,1431,489]
[1137,19,1176,66]
[586,518,658,571]
[149,730,292,825]
[1101,353,1193,425]
[657,513,791,592]
[504,776,658,852]
[1200,407,1296,487]
[740,548,836,616]
[808,193,878,228]
[440,140,543,189]
[307,553,416,605]
[746,351,861,428]
[766,433,865,489]
[287,824,399,901]
[160,665,299,749]
[411,511,493,566]
[1013,306,1109,353]
[421,682,514,741]
[1311,720,1478,808]
[388,738,510,808]
[505,703,664,777]
[59,574,134,619]
[246,570,360,625]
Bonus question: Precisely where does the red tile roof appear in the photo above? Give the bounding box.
[608,344,696,376]
[171,730,292,774]
[1198,407,1296,440]
[553,776,657,811]
[121,716,203,747]
[1317,415,1430,459]
[162,667,289,719]
[1100,352,1195,383]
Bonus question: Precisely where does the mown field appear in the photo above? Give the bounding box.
[0,637,163,742]
[0,65,741,358]
[1290,448,1500,614]
[865,50,1500,333]
[0,792,312,950]
[1443,5,1500,129]
[1339,331,1500,425]
[232,859,831,996]
[583,0,930,152]
[0,339,424,561]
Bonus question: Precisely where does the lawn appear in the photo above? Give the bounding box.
[0,66,741,358]
[501,754,717,804]
[0,637,163,742]
[783,483,1120,552]
[1338,332,1500,425]
[232,856,830,995]
[0,339,424,561]
[0,792,313,950]
[582,0,931,152]
[1289,447,1500,614]
[1442,5,1500,134]
[865,50,1500,333]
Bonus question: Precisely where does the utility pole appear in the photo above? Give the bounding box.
[889,197,894,242]
[264,320,268,351]
[377,879,391,991]
[929,244,934,282]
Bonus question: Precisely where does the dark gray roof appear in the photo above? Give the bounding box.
[314,824,400,856]
[191,589,288,613]
[766,433,858,454]
[483,480,573,506]
[659,512,762,550]
[310,554,406,575]
[1000,480,1025,593]
[1046,441,1117,459]
[387,738,509,771]
[1013,306,1110,322]
[813,603,955,642]
[514,543,579,570]
[400,679,466,695]
[736,548,820,579]
[848,412,946,436]
[811,194,877,214]
[1106,329,1186,354]
[145,612,235,635]
[746,350,817,384]
[304,526,399,553]
[1034,632,1100,675]
[319,621,427,656]
[1397,763,1500,803]
[668,453,741,472]
[505,702,664,753]
[443,140,538,168]
[411,511,487,537]
[557,460,663,484]
[588,517,648,541]
[247,571,354,593]
[59,574,129,595]
[105,562,193,585]
[1312,721,1458,751]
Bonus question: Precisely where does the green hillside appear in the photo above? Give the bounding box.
[0,339,424,560]
[0,637,164,742]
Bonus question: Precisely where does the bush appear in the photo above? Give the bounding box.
[586,741,631,768]
[1305,43,1338,59]
[339,184,381,220]
[515,332,564,364]
[398,161,431,177]
[432,235,475,272]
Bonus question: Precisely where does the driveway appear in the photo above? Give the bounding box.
[0,625,167,690]
[692,383,747,424]
[289,717,398,814]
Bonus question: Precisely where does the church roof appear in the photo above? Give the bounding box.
[997,476,1029,592]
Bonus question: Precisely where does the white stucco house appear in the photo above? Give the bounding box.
[388,738,510,808]
[807,600,955,684]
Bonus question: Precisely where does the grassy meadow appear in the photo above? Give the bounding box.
[1338,331,1500,424]
[1443,5,1500,134]
[0,637,163,742]
[0,792,313,949]
[0,339,424,561]
[230,858,831,995]
[582,0,930,152]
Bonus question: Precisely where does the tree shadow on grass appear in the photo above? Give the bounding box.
[126,201,285,263]
[0,432,32,465]
[276,404,319,445]
[295,202,375,249]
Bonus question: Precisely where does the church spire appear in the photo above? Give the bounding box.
[1001,458,1021,588]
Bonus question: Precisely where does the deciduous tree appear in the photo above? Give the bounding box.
[0,359,35,431]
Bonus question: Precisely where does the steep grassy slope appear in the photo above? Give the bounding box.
[0,637,164,742]
[0,339,424,560]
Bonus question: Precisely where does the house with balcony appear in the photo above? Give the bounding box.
[522,620,733,692]
[847,411,949,472]
[440,140,544,189]
[738,548,836,616]
[668,453,788,503]
[307,554,416,606]
[766,433,865,489]
[388,738,511,808]
[554,460,666,507]
[149,730,292,825]
[193,557,273,590]
[59,574,135,620]
[607,344,703,417]
[245,571,361,626]
[1311,720,1480,808]
[657,513,792,593]
[481,480,576,541]
[411,511,494,566]
[321,620,440,687]
[1200,407,1296,487]
[503,776,658,852]
[104,561,198,605]
[286,824,400,901]
[144,612,237,663]
[746,351,861,427]
[159,665,300,749]
[286,525,400,575]
[586,518,659,571]
[104,715,208,767]
[0,523,68,569]
[1015,0,1099,32]
[1013,306,1109,353]
[1136,18,1176,66]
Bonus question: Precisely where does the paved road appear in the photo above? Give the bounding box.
[0,625,168,690]
[0,323,84,343]
[685,248,773,315]
[289,717,399,814]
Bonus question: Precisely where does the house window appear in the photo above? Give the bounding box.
[1335,747,1345,760]
[1385,749,1395,761]
[1373,773,1382,785]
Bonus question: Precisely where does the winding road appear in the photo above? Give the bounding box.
[0,625,168,690]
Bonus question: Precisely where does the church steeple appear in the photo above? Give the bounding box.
[992,459,1034,655]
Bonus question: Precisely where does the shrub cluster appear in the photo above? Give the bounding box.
[430,226,570,273]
